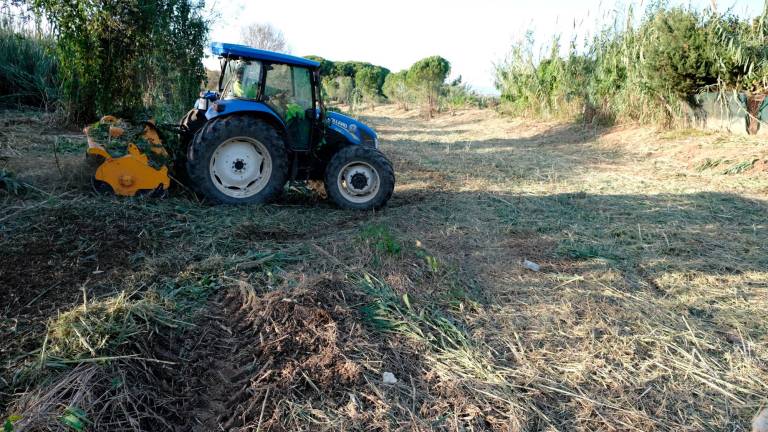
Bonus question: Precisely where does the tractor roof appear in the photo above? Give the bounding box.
[210,42,320,69]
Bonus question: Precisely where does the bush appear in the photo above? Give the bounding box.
[493,4,768,127]
[31,0,208,124]
[440,76,484,111]
[713,12,768,94]
[494,34,578,118]
[641,7,718,105]
[0,19,58,109]
[336,76,355,104]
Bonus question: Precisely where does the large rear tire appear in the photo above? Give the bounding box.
[186,115,289,205]
[324,146,394,210]
[175,109,208,185]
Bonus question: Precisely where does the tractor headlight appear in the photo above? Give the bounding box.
[359,130,378,148]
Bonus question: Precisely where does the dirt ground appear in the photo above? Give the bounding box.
[1,106,767,431]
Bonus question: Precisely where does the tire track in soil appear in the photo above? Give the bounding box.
[181,290,264,432]
[178,279,369,431]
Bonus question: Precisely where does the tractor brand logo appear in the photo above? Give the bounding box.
[330,118,349,130]
[329,118,359,136]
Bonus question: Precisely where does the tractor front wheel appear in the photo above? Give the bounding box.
[325,146,394,210]
[186,116,289,205]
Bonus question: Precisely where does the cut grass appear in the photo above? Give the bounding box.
[42,290,178,364]
[2,105,768,430]
[723,158,759,175]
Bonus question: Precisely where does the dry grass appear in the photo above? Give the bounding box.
[1,105,767,430]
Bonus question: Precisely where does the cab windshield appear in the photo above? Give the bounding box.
[221,60,262,100]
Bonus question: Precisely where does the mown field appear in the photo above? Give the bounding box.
[1,106,767,431]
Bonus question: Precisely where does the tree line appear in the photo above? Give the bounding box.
[309,54,487,118]
[494,3,768,130]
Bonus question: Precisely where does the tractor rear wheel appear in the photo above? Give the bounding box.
[186,115,289,205]
[324,146,395,210]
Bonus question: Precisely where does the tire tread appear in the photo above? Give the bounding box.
[186,115,289,205]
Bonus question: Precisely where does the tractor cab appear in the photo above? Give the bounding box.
[202,43,323,152]
[179,42,393,210]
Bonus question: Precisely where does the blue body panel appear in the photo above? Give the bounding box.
[326,111,378,146]
[205,99,285,127]
[210,42,320,69]
[206,103,377,148]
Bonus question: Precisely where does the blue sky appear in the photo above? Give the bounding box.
[205,0,765,94]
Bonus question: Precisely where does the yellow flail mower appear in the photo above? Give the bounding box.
[84,116,172,197]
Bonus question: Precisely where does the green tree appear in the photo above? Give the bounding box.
[383,70,409,109]
[407,55,451,118]
[336,76,354,104]
[32,0,208,124]
[322,75,338,101]
[305,55,335,76]
[355,66,383,105]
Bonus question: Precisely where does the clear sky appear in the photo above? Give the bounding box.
[204,0,765,94]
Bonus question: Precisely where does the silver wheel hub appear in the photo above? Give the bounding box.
[209,137,272,198]
[337,162,380,204]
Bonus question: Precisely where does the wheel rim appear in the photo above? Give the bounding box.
[209,137,272,198]
[336,161,381,204]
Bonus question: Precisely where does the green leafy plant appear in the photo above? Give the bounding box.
[0,169,25,195]
[415,249,440,273]
[493,4,740,125]
[641,7,719,112]
[360,224,402,255]
[59,407,89,431]
[440,76,485,111]
[3,416,21,432]
[285,103,305,124]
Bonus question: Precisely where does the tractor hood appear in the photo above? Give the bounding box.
[325,111,378,148]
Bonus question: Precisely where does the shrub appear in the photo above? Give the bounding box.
[440,76,484,111]
[713,12,768,94]
[494,34,576,118]
[493,5,731,126]
[641,7,718,106]
[31,0,208,124]
[0,19,58,109]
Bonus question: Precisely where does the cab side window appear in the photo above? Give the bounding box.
[264,64,313,119]
[292,67,313,110]
[264,64,292,118]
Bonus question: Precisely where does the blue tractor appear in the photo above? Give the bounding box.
[179,42,395,210]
